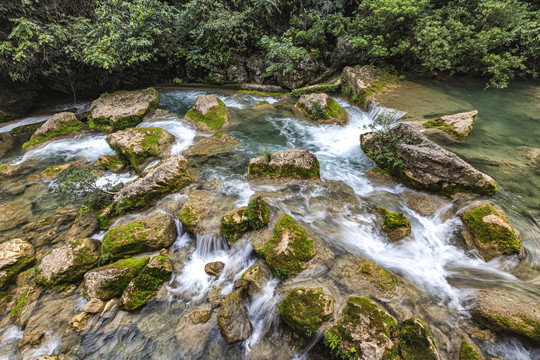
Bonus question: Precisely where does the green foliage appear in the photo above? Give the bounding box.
[53,167,114,211]
[362,111,404,174]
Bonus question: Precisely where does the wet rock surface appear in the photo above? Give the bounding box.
[182,134,240,163]
[178,190,234,237]
[399,317,441,360]
[375,207,412,242]
[217,289,253,343]
[247,148,320,180]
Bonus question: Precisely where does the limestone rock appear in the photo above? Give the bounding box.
[178,190,233,237]
[111,155,193,217]
[89,88,159,132]
[279,288,334,337]
[184,95,230,132]
[23,112,83,151]
[324,297,399,360]
[204,261,224,278]
[375,207,411,242]
[398,317,440,360]
[341,66,399,108]
[470,289,540,344]
[107,127,175,171]
[424,110,478,141]
[35,238,101,287]
[118,250,173,311]
[459,203,521,261]
[360,123,499,196]
[101,214,177,258]
[295,93,347,125]
[237,261,273,297]
[83,298,105,314]
[84,257,148,300]
[247,148,320,180]
[0,238,35,288]
[221,207,250,245]
[183,134,240,163]
[217,289,253,343]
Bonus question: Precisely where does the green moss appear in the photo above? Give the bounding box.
[279,288,333,337]
[178,206,197,234]
[248,157,320,180]
[10,289,28,317]
[464,205,521,255]
[213,133,223,138]
[424,113,477,140]
[41,164,68,177]
[0,164,8,173]
[221,208,250,244]
[102,221,152,258]
[9,121,45,135]
[22,120,83,150]
[296,96,346,124]
[0,255,35,289]
[108,127,165,172]
[489,315,540,340]
[185,97,228,130]
[246,196,270,230]
[99,155,124,171]
[399,318,439,360]
[254,100,270,107]
[341,69,400,109]
[86,257,148,300]
[357,260,396,292]
[291,83,341,97]
[459,342,480,360]
[238,90,290,98]
[376,207,410,230]
[258,215,314,279]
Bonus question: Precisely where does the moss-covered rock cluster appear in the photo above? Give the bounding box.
[375,207,411,242]
[295,93,347,125]
[184,94,230,132]
[247,148,320,180]
[257,215,315,279]
[279,288,334,337]
[22,112,84,151]
[221,196,270,244]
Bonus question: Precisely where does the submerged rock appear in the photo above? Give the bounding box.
[101,214,177,258]
[0,239,35,289]
[341,66,399,108]
[118,250,173,311]
[183,134,240,163]
[110,155,193,218]
[83,257,148,300]
[22,112,84,151]
[247,148,320,180]
[324,297,399,360]
[423,110,478,141]
[360,123,499,196]
[88,87,159,132]
[375,207,411,242]
[279,288,334,337]
[175,304,216,358]
[184,95,230,132]
[217,289,253,343]
[257,215,316,279]
[398,317,440,360]
[295,93,347,125]
[459,203,521,261]
[35,238,101,287]
[107,127,175,172]
[470,289,540,344]
[178,190,233,237]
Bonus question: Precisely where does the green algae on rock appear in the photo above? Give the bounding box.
[357,259,397,292]
[279,288,334,337]
[424,110,478,141]
[341,66,399,109]
[118,250,172,311]
[22,112,83,151]
[398,317,440,360]
[97,155,127,173]
[257,215,315,279]
[0,238,35,289]
[184,94,230,132]
[460,203,521,261]
[88,87,159,132]
[101,214,177,258]
[324,296,399,360]
[459,342,481,360]
[375,207,411,242]
[295,93,348,125]
[83,257,148,300]
[221,206,249,245]
[247,148,320,180]
[107,127,175,172]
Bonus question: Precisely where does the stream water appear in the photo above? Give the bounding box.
[0,80,539,360]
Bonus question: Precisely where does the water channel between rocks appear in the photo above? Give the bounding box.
[0,79,539,360]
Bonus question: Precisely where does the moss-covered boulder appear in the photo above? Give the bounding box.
[398,318,440,360]
[110,155,193,219]
[107,127,175,172]
[35,238,101,287]
[118,249,173,311]
[97,155,127,173]
[247,148,320,180]
[237,261,272,296]
[459,342,481,360]
[221,207,249,245]
[470,289,540,344]
[184,95,230,132]
[178,190,233,238]
[295,93,348,125]
[324,297,399,360]
[424,110,478,141]
[101,214,177,258]
[257,215,315,279]
[341,66,399,109]
[83,257,148,300]
[217,289,253,343]
[22,112,83,151]
[0,239,35,289]
[361,123,499,196]
[357,259,397,292]
[459,203,521,261]
[280,288,334,337]
[375,207,412,242]
[253,100,273,110]
[246,196,270,230]
[182,134,240,164]
[88,87,159,132]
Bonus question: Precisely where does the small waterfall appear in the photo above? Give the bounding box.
[0,115,51,134]
[244,279,280,353]
[366,102,405,124]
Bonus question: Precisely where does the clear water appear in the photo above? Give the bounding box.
[0,82,539,359]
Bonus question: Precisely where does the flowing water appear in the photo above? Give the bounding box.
[0,81,539,359]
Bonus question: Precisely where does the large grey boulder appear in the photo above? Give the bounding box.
[247,148,320,180]
[22,112,84,151]
[295,93,347,125]
[361,123,499,196]
[107,127,175,172]
[35,238,101,287]
[217,289,253,343]
[0,238,35,288]
[89,87,159,132]
[184,95,230,132]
